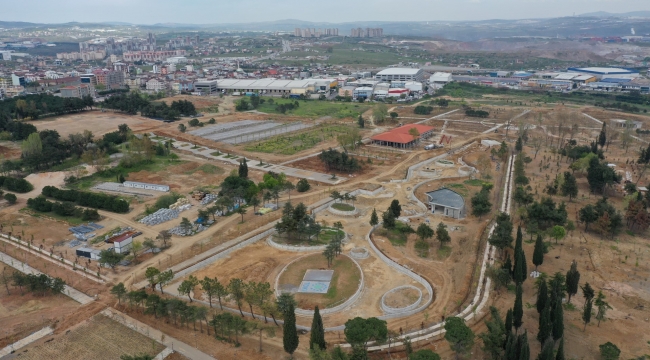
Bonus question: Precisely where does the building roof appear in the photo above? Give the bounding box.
[106,232,135,244]
[568,67,639,75]
[426,188,465,208]
[429,72,452,82]
[376,68,422,76]
[370,124,435,144]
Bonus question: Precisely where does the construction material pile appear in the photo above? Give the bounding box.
[201,193,218,205]
[168,224,208,236]
[139,208,180,226]
[169,198,191,212]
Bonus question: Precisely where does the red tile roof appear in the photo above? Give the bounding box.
[370,124,435,144]
[106,231,135,244]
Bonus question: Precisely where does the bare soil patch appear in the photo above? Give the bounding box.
[384,287,420,308]
[28,112,166,138]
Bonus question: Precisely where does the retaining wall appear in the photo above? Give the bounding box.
[266,236,328,252]
[380,285,423,314]
[327,205,359,216]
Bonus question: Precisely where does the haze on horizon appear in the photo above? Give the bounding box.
[3,0,649,25]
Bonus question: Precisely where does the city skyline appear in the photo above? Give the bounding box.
[2,0,649,25]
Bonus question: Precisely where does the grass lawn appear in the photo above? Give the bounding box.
[375,224,413,246]
[437,245,452,259]
[184,164,224,175]
[319,228,345,242]
[447,183,469,196]
[464,179,491,187]
[331,203,356,211]
[255,99,371,118]
[279,253,361,309]
[243,124,354,155]
[68,155,182,190]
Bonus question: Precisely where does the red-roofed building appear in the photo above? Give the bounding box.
[370,124,435,148]
[105,231,135,254]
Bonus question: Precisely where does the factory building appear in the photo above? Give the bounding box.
[567,67,639,79]
[375,68,425,83]
[210,78,337,95]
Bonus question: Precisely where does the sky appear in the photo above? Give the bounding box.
[3,0,649,24]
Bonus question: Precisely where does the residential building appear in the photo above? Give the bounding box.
[11,74,25,87]
[194,80,219,95]
[60,84,92,98]
[425,188,466,219]
[122,50,186,62]
[93,69,124,89]
[146,79,168,91]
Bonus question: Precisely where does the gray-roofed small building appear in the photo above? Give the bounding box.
[425,188,466,219]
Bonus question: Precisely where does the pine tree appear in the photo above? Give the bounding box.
[565,260,580,304]
[518,331,530,360]
[489,212,514,255]
[505,308,513,334]
[309,306,326,350]
[537,303,551,344]
[369,208,378,227]
[561,172,578,200]
[513,285,523,331]
[532,234,544,271]
[536,280,548,315]
[552,297,564,342]
[555,337,565,360]
[283,302,299,356]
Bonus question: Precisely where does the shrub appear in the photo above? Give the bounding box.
[3,193,17,204]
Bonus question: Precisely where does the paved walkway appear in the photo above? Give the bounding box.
[0,252,95,305]
[0,327,53,358]
[153,135,346,185]
[101,308,214,360]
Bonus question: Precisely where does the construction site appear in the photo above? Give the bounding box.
[1,92,650,360]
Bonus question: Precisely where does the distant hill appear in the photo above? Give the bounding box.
[580,11,650,18]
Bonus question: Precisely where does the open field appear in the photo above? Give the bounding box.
[13,314,165,360]
[27,111,166,138]
[255,99,372,118]
[242,124,356,155]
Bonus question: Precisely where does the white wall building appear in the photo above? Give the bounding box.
[145,79,168,91]
[123,181,170,192]
[375,68,425,82]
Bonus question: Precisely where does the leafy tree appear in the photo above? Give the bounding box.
[344,317,388,355]
[145,267,160,290]
[486,265,511,295]
[444,317,474,360]
[513,284,523,331]
[199,276,219,308]
[319,148,361,172]
[479,307,506,360]
[550,225,566,244]
[178,123,186,132]
[489,212,514,255]
[435,222,451,248]
[561,172,578,200]
[409,349,441,360]
[296,178,310,192]
[565,260,580,304]
[277,293,297,317]
[236,206,247,223]
[99,250,124,270]
[4,193,16,204]
[357,115,365,128]
[111,282,127,305]
[416,223,434,242]
[471,184,492,218]
[370,208,379,227]
[595,291,611,327]
[310,306,326,350]
[579,204,598,231]
[599,342,621,360]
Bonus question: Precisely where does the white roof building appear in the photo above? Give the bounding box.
[375,68,424,82]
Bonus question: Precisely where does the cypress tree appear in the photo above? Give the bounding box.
[505,332,517,360]
[519,331,530,360]
[514,246,527,285]
[513,285,523,331]
[552,298,564,342]
[533,234,544,271]
[536,280,548,315]
[283,302,299,357]
[565,260,580,304]
[238,158,248,178]
[582,298,593,331]
[369,208,378,227]
[505,308,513,334]
[503,253,513,280]
[537,303,551,344]
[309,306,326,350]
[513,226,527,284]
[538,339,555,360]
[555,337,565,360]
